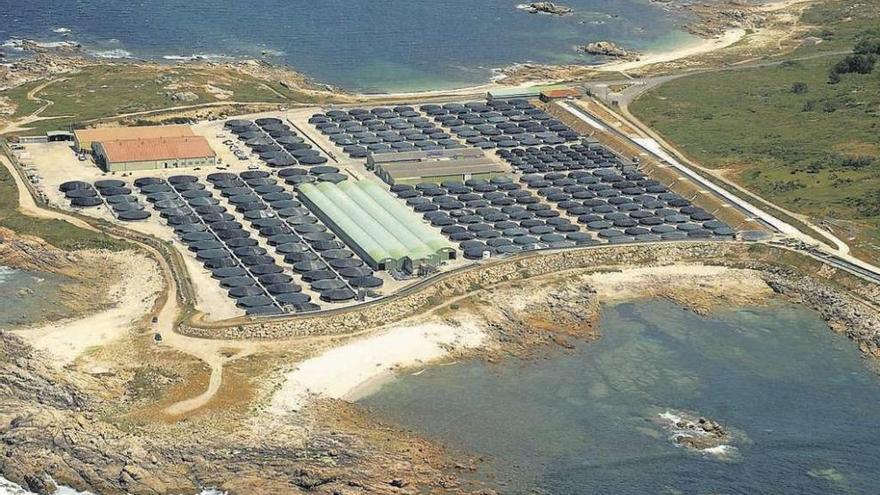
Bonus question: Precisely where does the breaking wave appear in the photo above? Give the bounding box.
[87,49,133,59]
[0,475,226,495]
[162,53,232,62]
[1,38,80,50]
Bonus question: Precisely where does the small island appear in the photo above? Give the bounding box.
[521,2,574,15]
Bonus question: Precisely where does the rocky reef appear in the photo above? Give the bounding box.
[654,409,741,460]
[661,412,731,450]
[520,2,573,15]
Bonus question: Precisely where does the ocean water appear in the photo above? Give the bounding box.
[0,0,698,92]
[361,301,880,494]
[0,266,68,329]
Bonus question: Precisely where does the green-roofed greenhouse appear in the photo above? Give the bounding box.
[298,180,456,273]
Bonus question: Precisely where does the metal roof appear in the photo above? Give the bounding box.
[379,159,507,180]
[298,180,453,268]
[369,147,486,164]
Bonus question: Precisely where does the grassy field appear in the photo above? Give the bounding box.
[1,63,335,137]
[630,0,880,262]
[3,81,45,119]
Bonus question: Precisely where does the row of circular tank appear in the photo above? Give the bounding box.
[516,165,737,242]
[59,180,151,221]
[133,175,309,316]
[225,118,329,167]
[499,143,620,174]
[419,99,578,149]
[271,165,348,186]
[310,106,466,158]
[391,176,597,259]
[207,171,383,302]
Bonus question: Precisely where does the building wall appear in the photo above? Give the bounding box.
[93,145,216,172]
[393,171,507,186]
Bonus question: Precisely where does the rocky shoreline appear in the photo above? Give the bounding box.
[2,239,880,494]
[650,0,769,38]
[0,42,334,96]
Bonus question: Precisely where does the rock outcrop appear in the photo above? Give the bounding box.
[763,268,880,357]
[0,330,482,494]
[0,227,78,272]
[522,2,573,15]
[579,41,639,60]
[655,410,736,454]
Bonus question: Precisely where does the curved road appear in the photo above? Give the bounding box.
[1,152,254,416]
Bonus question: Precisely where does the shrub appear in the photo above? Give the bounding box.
[791,82,809,94]
[828,71,842,84]
[833,54,876,75]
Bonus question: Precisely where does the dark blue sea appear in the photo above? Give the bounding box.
[0,0,697,92]
[362,301,880,494]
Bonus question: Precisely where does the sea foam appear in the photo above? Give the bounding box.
[0,475,225,495]
[1,38,80,50]
[87,49,133,59]
[162,53,231,62]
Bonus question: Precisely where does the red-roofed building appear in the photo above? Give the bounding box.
[539,88,582,102]
[93,136,216,172]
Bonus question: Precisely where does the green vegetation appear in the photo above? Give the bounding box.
[0,152,129,251]
[828,30,880,83]
[3,81,45,118]
[1,63,331,137]
[631,0,880,261]
[794,0,880,54]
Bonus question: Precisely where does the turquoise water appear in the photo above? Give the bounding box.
[0,266,67,328]
[0,0,698,92]
[361,301,880,494]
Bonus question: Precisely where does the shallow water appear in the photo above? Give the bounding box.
[0,266,68,329]
[361,301,880,494]
[1,0,698,91]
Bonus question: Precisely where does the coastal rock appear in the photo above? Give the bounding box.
[167,91,199,102]
[0,227,78,274]
[521,2,573,15]
[657,411,732,452]
[579,41,639,60]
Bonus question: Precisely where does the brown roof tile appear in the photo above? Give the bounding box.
[98,136,215,163]
[75,125,194,144]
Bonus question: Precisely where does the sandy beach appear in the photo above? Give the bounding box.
[12,250,162,366]
[595,28,747,73]
[270,318,487,414]
[268,264,774,413]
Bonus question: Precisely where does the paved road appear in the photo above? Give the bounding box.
[581,50,853,108]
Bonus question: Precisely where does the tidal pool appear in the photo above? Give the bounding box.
[361,301,880,494]
[0,266,69,329]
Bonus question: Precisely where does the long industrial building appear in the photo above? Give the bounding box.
[93,136,217,172]
[298,180,455,273]
[73,124,195,152]
[369,148,508,185]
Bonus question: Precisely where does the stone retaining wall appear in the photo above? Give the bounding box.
[178,241,752,339]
